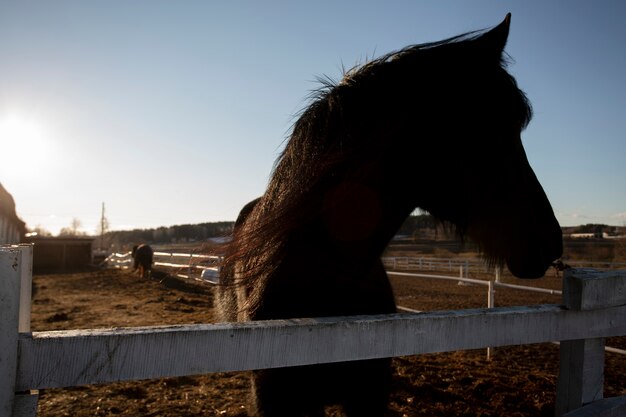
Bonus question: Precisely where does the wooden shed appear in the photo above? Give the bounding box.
[0,182,26,244]
[25,236,95,273]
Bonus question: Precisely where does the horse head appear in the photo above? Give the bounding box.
[345,14,563,278]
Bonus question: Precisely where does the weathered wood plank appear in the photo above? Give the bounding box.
[556,338,605,416]
[12,392,39,417]
[0,248,21,416]
[16,304,626,391]
[17,245,33,333]
[556,268,626,416]
[563,395,626,417]
[563,268,626,310]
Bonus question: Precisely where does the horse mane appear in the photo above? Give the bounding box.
[222,26,533,291]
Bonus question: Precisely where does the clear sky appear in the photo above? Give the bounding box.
[1,1,625,235]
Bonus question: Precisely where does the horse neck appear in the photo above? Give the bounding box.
[309,171,415,265]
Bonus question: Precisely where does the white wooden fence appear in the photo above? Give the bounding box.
[2,244,626,417]
[106,251,626,285]
[382,255,626,275]
[108,250,563,317]
[104,250,221,282]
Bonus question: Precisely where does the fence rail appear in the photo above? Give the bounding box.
[16,304,626,391]
[105,250,221,282]
[107,251,624,284]
[381,256,626,275]
[2,245,626,417]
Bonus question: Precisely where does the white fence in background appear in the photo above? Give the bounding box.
[383,256,492,275]
[107,251,570,310]
[3,245,625,416]
[104,250,221,283]
[105,251,626,284]
[381,256,626,276]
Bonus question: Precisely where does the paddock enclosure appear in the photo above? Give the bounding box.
[1,245,625,417]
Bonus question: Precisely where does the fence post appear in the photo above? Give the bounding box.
[555,268,626,416]
[15,245,39,417]
[2,246,39,417]
[0,247,21,416]
[18,244,33,333]
[486,280,495,360]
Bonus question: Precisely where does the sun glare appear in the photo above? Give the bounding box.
[0,113,51,173]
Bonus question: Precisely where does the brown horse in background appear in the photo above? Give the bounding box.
[131,244,153,279]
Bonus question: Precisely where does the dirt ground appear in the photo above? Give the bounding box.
[30,268,625,417]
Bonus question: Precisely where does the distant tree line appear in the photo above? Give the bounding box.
[573,224,609,234]
[395,213,469,242]
[32,214,621,250]
[396,213,438,236]
[58,218,87,237]
[105,221,234,247]
[103,215,442,248]
[565,224,624,238]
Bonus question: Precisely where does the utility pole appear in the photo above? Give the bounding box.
[100,202,105,250]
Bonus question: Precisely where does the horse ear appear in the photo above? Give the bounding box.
[476,13,511,58]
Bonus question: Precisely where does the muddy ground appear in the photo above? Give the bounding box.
[31,268,624,417]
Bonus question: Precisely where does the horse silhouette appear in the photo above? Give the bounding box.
[219,14,562,417]
[131,244,153,279]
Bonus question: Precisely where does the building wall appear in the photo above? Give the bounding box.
[27,237,95,273]
[0,183,26,244]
